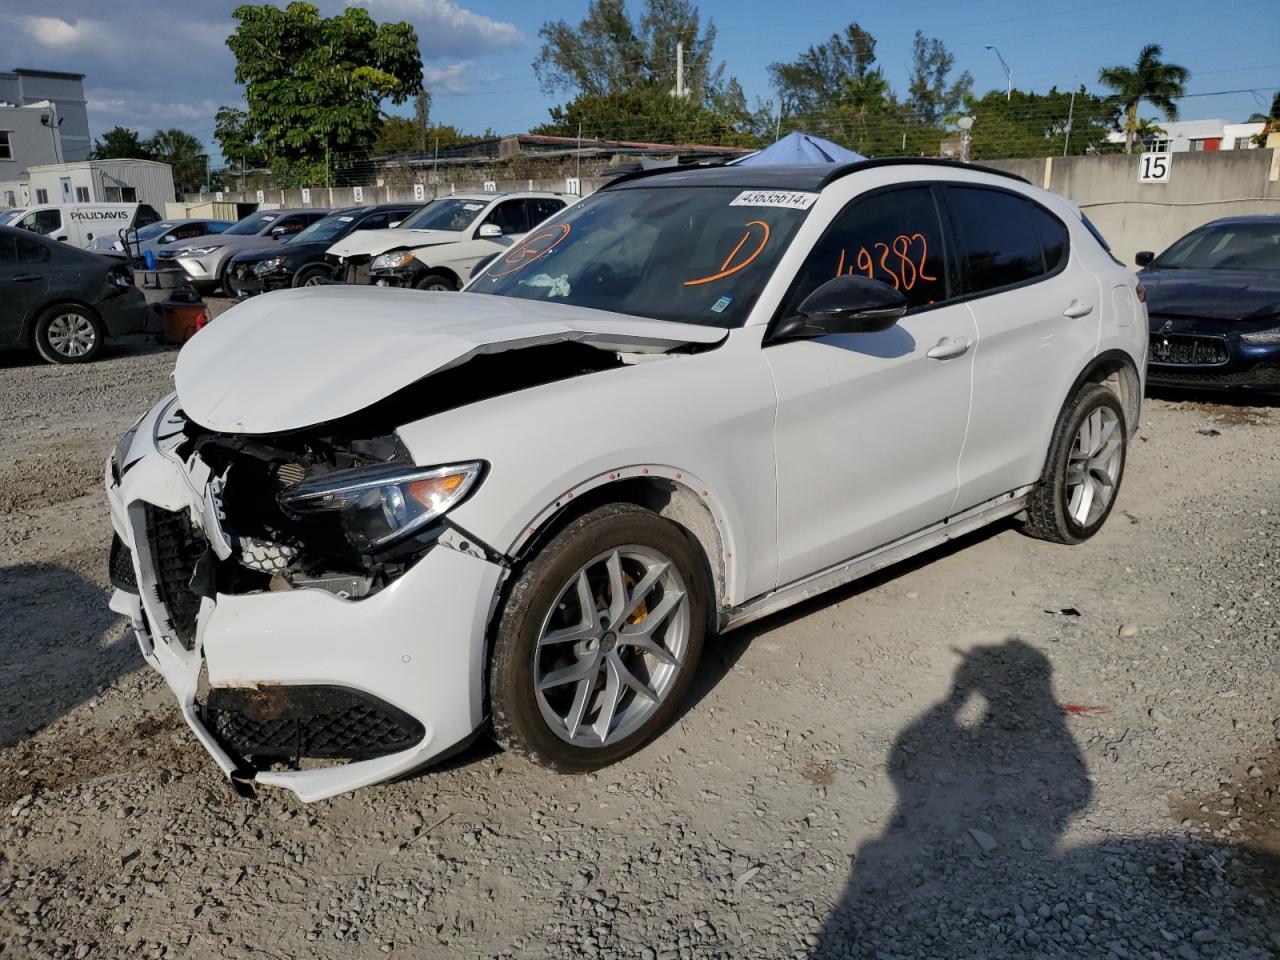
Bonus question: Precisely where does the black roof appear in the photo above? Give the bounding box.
[607,157,1028,192]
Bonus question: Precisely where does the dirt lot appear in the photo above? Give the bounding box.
[2,327,1278,960]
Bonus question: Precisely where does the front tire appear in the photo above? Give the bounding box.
[1023,383,1127,544]
[414,271,457,292]
[293,266,331,288]
[34,305,104,363]
[489,503,708,771]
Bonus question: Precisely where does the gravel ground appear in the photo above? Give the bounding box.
[2,321,1278,960]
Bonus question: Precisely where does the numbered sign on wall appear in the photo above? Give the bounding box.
[256,189,265,203]
[414,183,426,201]
[301,188,311,204]
[565,177,581,196]
[1137,152,1171,184]
[353,186,364,202]
[483,180,497,193]
[214,191,224,202]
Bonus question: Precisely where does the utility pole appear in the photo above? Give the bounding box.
[576,121,582,183]
[1063,90,1076,157]
[673,42,687,99]
[773,113,781,143]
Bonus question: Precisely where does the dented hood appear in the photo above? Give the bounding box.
[325,227,461,259]
[175,286,725,434]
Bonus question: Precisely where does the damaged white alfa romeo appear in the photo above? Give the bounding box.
[105,160,1146,801]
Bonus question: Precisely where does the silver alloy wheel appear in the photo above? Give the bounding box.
[423,280,452,291]
[46,312,97,358]
[534,545,691,747]
[301,272,328,286]
[1065,406,1122,526]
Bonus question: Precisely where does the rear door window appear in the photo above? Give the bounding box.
[946,186,1045,295]
[1030,205,1070,272]
[528,198,567,225]
[482,200,531,236]
[781,184,949,316]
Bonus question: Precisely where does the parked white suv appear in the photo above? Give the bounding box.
[105,160,1146,801]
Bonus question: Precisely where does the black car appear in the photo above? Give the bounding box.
[224,204,421,297]
[0,225,148,363]
[1138,216,1280,393]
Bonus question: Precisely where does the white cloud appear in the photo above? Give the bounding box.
[356,0,523,57]
[424,61,484,94]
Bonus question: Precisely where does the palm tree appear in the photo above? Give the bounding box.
[1098,44,1189,154]
[145,128,209,196]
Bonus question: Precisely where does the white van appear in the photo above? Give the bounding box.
[2,203,163,250]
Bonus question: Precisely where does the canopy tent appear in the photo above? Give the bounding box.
[733,131,866,166]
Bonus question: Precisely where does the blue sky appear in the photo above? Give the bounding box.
[9,0,1278,163]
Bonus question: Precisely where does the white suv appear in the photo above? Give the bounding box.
[105,160,1146,801]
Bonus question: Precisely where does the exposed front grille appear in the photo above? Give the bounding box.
[156,256,181,272]
[205,686,425,760]
[1149,363,1280,387]
[1149,333,1230,366]
[109,534,138,592]
[143,504,205,649]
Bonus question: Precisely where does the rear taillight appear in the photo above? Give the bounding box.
[1135,283,1146,303]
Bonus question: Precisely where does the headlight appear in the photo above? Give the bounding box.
[371,250,417,270]
[112,414,144,476]
[252,255,287,275]
[1241,328,1280,345]
[278,462,483,552]
[181,244,222,256]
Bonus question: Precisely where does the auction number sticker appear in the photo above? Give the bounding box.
[730,190,819,210]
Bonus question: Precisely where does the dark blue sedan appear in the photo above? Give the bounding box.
[1137,216,1280,393]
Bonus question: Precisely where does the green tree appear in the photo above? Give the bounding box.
[768,23,878,117]
[906,31,973,126]
[374,117,489,156]
[533,0,753,143]
[221,2,423,185]
[963,87,1120,160]
[145,128,208,194]
[91,126,151,160]
[214,107,265,174]
[1098,44,1189,153]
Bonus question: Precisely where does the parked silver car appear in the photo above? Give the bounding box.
[155,209,328,293]
[86,218,234,261]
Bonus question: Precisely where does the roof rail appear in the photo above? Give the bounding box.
[602,155,1030,190]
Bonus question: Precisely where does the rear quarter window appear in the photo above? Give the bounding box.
[947,187,1045,295]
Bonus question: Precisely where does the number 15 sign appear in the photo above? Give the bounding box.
[1138,152,1171,184]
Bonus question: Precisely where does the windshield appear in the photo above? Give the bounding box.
[1154,221,1280,272]
[469,186,812,328]
[293,211,359,244]
[224,212,281,236]
[399,198,488,232]
[136,221,176,241]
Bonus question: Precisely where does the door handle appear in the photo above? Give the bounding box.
[1063,301,1094,318]
[926,336,973,360]
[13,274,42,282]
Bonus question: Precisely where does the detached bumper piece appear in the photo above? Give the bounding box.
[204,685,426,762]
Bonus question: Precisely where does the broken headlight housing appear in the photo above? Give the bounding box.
[277,462,483,553]
[252,255,287,275]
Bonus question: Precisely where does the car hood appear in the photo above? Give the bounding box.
[326,228,462,258]
[230,240,324,264]
[1140,269,1280,322]
[175,286,726,434]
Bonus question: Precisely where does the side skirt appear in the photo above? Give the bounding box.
[720,486,1034,632]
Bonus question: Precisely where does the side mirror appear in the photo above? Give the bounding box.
[388,220,402,228]
[1134,250,1155,267]
[162,234,176,243]
[772,275,908,340]
[269,225,289,238]
[477,223,502,238]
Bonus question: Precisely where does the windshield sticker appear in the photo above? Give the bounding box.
[487,223,572,278]
[463,203,485,211]
[338,216,354,222]
[729,190,818,210]
[711,295,732,314]
[520,273,571,297]
[836,233,937,291]
[683,220,771,287]
[261,215,277,221]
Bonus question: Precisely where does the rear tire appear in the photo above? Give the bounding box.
[414,271,457,292]
[489,503,708,772]
[1023,383,1127,544]
[34,305,104,364]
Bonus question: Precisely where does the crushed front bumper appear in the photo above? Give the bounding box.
[104,396,504,801]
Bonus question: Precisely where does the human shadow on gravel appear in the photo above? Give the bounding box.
[0,563,136,747]
[814,639,1280,959]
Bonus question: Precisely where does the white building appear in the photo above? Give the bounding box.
[1107,118,1265,153]
[18,158,176,211]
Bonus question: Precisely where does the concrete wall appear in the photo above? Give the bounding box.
[988,149,1280,267]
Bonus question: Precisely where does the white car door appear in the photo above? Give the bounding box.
[942,185,1103,510]
[433,198,532,278]
[765,183,978,587]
